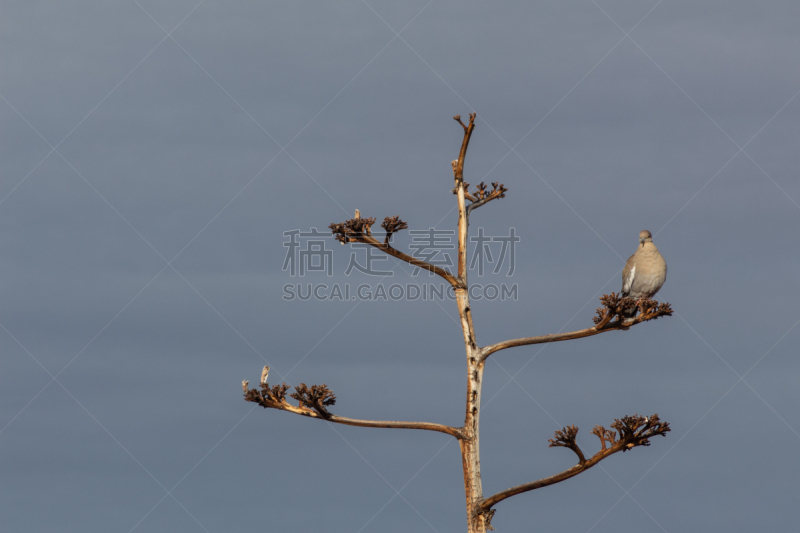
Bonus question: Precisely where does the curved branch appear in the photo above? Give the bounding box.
[479,322,621,362]
[326,414,464,438]
[330,215,462,288]
[478,447,613,513]
[479,295,673,363]
[357,233,461,288]
[244,383,464,439]
[466,196,497,214]
[476,414,669,516]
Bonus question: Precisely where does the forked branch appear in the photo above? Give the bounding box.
[243,380,464,439]
[475,414,670,521]
[479,293,673,363]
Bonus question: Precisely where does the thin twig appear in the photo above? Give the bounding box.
[244,382,464,439]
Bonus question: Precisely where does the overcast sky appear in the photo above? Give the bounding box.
[2,1,800,532]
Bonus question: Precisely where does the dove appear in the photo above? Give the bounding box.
[620,230,667,317]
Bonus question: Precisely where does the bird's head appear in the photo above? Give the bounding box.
[639,230,653,245]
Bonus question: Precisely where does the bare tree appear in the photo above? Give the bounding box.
[243,114,673,532]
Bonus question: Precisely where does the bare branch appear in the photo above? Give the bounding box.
[476,414,670,519]
[330,215,462,288]
[452,113,476,285]
[244,381,464,439]
[479,293,673,363]
[453,113,476,185]
[477,460,593,518]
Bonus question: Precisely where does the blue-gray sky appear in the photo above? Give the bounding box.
[2,1,800,532]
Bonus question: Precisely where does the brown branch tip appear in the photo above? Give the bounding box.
[592,292,673,327]
[548,424,578,449]
[589,414,670,452]
[330,215,408,245]
[381,216,409,244]
[244,380,336,419]
[453,113,475,131]
[548,424,585,463]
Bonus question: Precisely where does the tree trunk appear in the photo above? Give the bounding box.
[456,286,487,532]
[454,114,487,532]
[460,357,486,532]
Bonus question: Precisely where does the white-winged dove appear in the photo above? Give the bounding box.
[620,230,667,317]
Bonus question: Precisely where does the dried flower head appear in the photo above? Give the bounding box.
[381,216,409,244]
[591,414,670,452]
[590,425,618,451]
[330,216,377,244]
[548,425,579,449]
[466,181,509,204]
[265,382,290,402]
[548,425,585,462]
[291,383,337,418]
[610,413,670,450]
[593,292,672,326]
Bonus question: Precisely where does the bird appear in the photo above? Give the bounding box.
[620,230,667,317]
[261,365,270,385]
